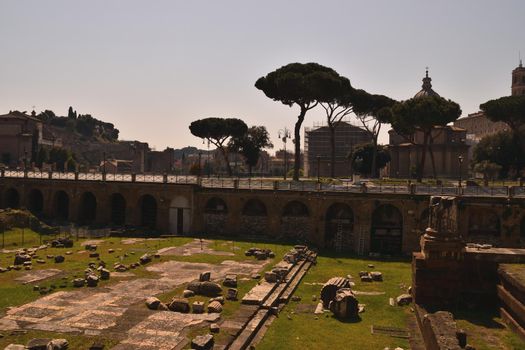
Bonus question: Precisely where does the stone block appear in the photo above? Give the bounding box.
[86,274,99,287]
[187,281,222,297]
[100,268,110,280]
[145,297,161,310]
[207,301,223,313]
[223,274,237,288]
[168,298,190,313]
[47,338,69,350]
[183,289,195,298]
[209,323,220,333]
[139,254,152,265]
[26,338,51,350]
[190,334,214,350]
[72,278,85,288]
[396,294,413,306]
[199,271,211,282]
[192,301,205,314]
[4,345,26,350]
[264,271,277,283]
[226,288,238,301]
[370,271,383,281]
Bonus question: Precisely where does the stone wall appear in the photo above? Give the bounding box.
[203,213,228,235]
[1,177,524,255]
[240,215,268,236]
[414,305,466,350]
[280,217,310,241]
[498,264,525,341]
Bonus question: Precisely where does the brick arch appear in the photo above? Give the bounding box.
[110,193,126,226]
[240,198,268,236]
[203,197,228,235]
[280,200,311,241]
[3,187,20,209]
[205,197,228,214]
[169,195,191,234]
[53,190,70,222]
[325,203,355,252]
[139,194,157,229]
[282,200,309,217]
[370,204,403,255]
[242,198,267,216]
[27,188,44,215]
[78,191,97,225]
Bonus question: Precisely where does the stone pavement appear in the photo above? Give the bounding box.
[156,239,235,257]
[112,312,220,350]
[0,246,265,349]
[15,269,62,285]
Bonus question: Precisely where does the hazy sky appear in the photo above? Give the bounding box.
[1,1,524,151]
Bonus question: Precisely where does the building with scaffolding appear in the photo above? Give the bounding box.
[304,121,372,178]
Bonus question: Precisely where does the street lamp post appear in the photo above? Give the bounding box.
[278,128,291,180]
[458,155,464,188]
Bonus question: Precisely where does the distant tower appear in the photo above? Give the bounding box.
[511,59,525,96]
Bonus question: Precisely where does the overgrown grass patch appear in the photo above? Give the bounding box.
[257,253,412,350]
[0,231,193,312]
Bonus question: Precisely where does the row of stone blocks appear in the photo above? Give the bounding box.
[498,266,525,341]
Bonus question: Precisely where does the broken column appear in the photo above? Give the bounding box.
[412,196,466,307]
[328,288,359,319]
[320,277,350,307]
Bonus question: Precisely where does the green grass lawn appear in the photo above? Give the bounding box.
[0,230,194,312]
[454,308,525,350]
[257,253,413,350]
[1,231,523,350]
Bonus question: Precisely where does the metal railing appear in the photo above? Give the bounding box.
[1,170,524,197]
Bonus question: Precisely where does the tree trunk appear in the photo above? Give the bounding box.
[220,147,232,176]
[371,136,379,178]
[293,107,307,181]
[248,164,252,177]
[418,132,429,183]
[329,124,336,178]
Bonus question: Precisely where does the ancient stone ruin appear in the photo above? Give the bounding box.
[412,196,465,306]
[328,288,359,319]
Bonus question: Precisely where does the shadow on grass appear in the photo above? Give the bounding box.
[452,306,505,330]
[176,233,298,247]
[176,233,413,262]
[329,314,362,324]
[316,249,411,263]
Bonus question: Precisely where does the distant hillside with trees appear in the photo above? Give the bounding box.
[36,106,119,142]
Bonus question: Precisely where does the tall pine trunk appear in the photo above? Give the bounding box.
[329,124,336,178]
[371,136,379,178]
[293,106,307,181]
[220,147,232,176]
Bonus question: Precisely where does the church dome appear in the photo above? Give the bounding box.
[414,69,440,98]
